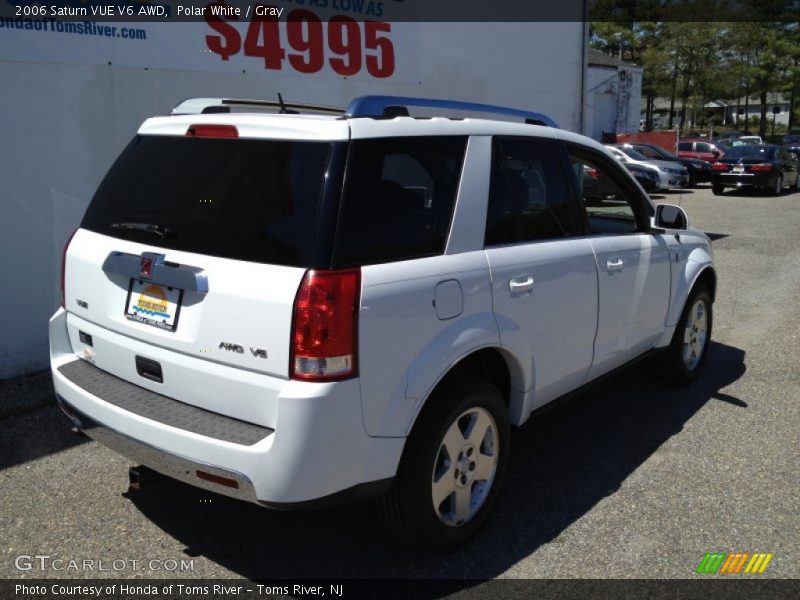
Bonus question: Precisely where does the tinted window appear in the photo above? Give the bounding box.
[82,135,331,267]
[485,138,575,245]
[723,145,777,159]
[678,142,691,151]
[696,143,713,153]
[568,150,640,235]
[332,136,467,266]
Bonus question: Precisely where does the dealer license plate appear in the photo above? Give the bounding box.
[124,279,183,331]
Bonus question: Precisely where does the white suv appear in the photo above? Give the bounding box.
[50,95,716,550]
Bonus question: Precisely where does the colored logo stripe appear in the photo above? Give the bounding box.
[745,553,773,574]
[696,552,773,574]
[696,553,726,574]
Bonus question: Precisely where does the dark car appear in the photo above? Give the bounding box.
[628,142,712,186]
[711,144,800,196]
[782,134,800,154]
[678,139,725,162]
[624,163,658,192]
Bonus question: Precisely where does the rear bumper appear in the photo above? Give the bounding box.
[49,308,404,506]
[713,172,776,188]
[57,395,261,502]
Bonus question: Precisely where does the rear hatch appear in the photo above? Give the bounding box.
[65,126,340,390]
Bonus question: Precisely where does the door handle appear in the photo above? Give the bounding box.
[509,276,534,295]
[606,258,624,271]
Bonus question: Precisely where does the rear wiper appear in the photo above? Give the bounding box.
[110,222,174,238]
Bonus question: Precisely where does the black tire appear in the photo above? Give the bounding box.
[712,183,725,195]
[771,174,783,196]
[661,285,713,385]
[377,375,510,551]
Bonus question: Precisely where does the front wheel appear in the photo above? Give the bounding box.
[378,376,510,551]
[661,285,713,384]
[712,183,725,195]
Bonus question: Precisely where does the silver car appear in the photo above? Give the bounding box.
[606,145,689,190]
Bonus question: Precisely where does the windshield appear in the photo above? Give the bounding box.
[784,135,800,143]
[640,145,677,160]
[618,146,650,161]
[723,146,777,160]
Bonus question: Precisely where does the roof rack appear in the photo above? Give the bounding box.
[169,95,558,128]
[170,97,344,116]
[344,95,558,128]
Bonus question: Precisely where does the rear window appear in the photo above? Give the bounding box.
[332,136,468,266]
[82,135,331,267]
[723,145,777,160]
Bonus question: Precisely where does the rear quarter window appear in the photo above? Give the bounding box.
[81,135,331,267]
[332,136,468,266]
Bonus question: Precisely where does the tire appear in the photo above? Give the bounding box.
[378,375,510,551]
[712,183,724,196]
[771,174,783,196]
[795,174,800,192]
[661,285,713,385]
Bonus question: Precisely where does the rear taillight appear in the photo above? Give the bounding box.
[291,269,360,381]
[185,124,238,138]
[748,163,774,172]
[60,229,78,308]
[711,162,730,172]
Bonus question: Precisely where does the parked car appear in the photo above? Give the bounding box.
[716,131,744,143]
[781,134,800,153]
[51,95,716,551]
[711,144,800,195]
[738,135,763,145]
[606,145,690,189]
[678,139,725,162]
[626,142,712,186]
[624,163,659,192]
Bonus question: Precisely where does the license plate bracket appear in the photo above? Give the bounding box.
[124,279,183,332]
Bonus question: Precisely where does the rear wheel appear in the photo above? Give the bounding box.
[712,183,725,195]
[771,174,783,196]
[661,285,713,384]
[378,376,510,551]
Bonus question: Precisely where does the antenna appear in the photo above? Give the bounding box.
[277,93,299,115]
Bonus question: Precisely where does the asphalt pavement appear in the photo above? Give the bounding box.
[1,184,798,585]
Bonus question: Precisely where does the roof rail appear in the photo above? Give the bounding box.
[344,95,559,128]
[170,97,344,116]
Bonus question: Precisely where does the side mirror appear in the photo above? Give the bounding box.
[712,150,720,158]
[653,204,688,230]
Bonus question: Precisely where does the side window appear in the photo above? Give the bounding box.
[568,149,641,235]
[696,143,712,153]
[381,153,435,208]
[485,137,575,246]
[678,142,691,152]
[333,136,467,266]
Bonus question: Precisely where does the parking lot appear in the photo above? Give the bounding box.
[1,183,798,583]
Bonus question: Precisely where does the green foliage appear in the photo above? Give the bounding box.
[589,19,800,132]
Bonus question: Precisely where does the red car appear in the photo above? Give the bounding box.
[678,139,725,162]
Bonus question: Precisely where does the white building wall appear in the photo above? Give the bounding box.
[0,21,585,377]
[585,65,642,140]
